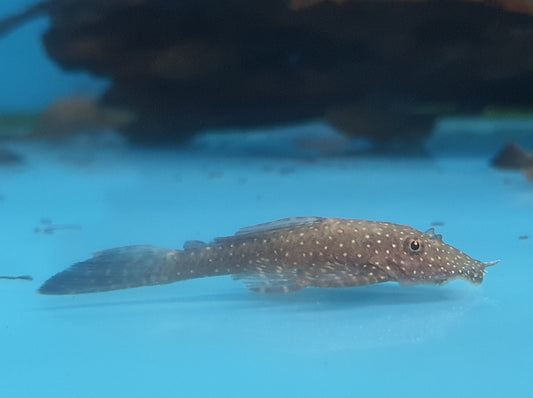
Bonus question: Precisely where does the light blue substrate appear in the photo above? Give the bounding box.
[0,125,531,397]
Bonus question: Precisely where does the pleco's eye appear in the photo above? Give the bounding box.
[408,239,422,252]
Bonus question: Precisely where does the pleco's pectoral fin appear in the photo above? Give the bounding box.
[232,272,306,294]
[309,263,392,288]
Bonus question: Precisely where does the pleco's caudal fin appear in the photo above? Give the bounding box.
[38,245,181,295]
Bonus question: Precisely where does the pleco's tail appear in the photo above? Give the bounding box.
[38,245,183,295]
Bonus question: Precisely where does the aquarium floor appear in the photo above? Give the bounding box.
[0,126,531,398]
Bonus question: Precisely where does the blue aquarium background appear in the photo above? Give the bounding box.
[1,2,532,397]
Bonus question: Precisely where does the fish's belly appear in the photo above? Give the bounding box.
[305,263,392,288]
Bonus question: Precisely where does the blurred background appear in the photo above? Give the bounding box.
[0,0,532,162]
[0,2,532,398]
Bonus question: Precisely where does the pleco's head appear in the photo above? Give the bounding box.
[366,224,499,285]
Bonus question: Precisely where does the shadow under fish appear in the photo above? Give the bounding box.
[38,217,499,295]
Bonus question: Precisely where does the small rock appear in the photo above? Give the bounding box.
[492,142,533,170]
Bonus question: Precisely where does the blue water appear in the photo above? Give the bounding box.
[1,3,532,397]
[0,2,107,112]
[0,128,531,397]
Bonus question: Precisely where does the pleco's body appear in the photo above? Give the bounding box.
[38,217,499,295]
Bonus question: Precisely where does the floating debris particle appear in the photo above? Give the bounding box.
[34,219,82,234]
[279,166,296,175]
[207,171,224,180]
[0,275,33,281]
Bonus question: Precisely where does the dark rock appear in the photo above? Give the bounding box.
[3,0,533,148]
[492,142,533,169]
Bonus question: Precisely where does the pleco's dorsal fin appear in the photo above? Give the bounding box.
[234,217,323,236]
[425,228,443,241]
[215,217,324,244]
[183,240,207,250]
